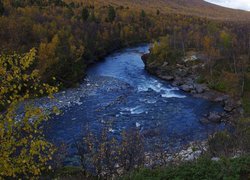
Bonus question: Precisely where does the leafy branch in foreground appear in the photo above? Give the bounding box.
[0,49,58,178]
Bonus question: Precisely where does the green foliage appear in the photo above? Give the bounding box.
[243,74,250,115]
[108,5,116,22]
[208,131,235,157]
[151,36,170,62]
[208,118,250,157]
[0,49,58,178]
[236,118,250,151]
[149,36,183,66]
[156,9,160,15]
[220,31,232,49]
[123,156,250,180]
[0,0,4,16]
[38,32,84,86]
[53,166,86,178]
[207,70,240,95]
[141,10,146,19]
[196,75,206,84]
[207,21,219,35]
[10,0,66,7]
[81,7,89,21]
[208,81,226,92]
[243,94,250,116]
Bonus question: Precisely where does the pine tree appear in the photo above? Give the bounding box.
[141,10,146,19]
[82,7,89,21]
[157,9,160,15]
[0,0,4,16]
[108,5,116,22]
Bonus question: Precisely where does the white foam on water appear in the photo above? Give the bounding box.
[137,78,186,98]
[161,91,186,98]
[130,106,144,114]
[109,128,115,133]
[121,106,145,115]
[146,99,157,104]
[139,98,157,104]
[136,122,141,128]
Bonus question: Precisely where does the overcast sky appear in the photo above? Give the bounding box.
[205,0,250,11]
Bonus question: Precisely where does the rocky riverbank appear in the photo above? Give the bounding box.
[142,52,243,124]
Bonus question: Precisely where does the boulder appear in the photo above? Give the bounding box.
[172,79,184,86]
[207,112,221,123]
[214,95,229,102]
[223,99,240,112]
[180,84,194,92]
[159,75,174,81]
[162,62,169,67]
[176,69,188,77]
[199,118,210,124]
[211,157,220,161]
[194,84,207,94]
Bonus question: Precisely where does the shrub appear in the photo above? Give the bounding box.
[123,156,250,180]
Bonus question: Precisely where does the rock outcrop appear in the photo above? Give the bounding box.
[141,52,242,124]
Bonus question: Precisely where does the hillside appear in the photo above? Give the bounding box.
[73,0,250,21]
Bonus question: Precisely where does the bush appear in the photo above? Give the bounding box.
[123,156,250,180]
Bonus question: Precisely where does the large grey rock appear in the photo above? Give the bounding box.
[176,69,188,77]
[200,118,210,124]
[224,99,240,112]
[214,95,229,102]
[162,62,169,67]
[160,75,174,81]
[207,112,221,123]
[194,84,207,94]
[211,157,220,161]
[180,84,194,92]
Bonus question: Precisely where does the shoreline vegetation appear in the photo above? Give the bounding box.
[0,0,249,179]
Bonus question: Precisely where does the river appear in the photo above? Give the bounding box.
[43,44,225,164]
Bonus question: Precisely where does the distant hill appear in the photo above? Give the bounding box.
[74,0,250,21]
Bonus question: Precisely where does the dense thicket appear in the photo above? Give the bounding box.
[1,0,248,88]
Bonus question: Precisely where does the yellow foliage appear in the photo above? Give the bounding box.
[0,49,58,178]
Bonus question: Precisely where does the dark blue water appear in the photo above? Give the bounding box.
[45,44,224,155]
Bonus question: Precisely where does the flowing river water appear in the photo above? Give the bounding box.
[42,44,225,165]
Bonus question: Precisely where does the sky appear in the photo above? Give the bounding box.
[205,0,250,11]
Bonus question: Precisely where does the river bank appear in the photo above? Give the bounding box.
[142,51,243,125]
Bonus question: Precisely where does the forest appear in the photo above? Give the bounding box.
[0,0,249,179]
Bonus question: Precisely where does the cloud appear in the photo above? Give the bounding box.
[205,0,250,11]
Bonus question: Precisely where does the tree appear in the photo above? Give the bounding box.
[82,7,89,21]
[156,9,160,15]
[108,5,116,22]
[0,0,4,16]
[0,49,58,178]
[150,36,171,64]
[220,31,232,50]
[203,36,219,76]
[140,9,146,19]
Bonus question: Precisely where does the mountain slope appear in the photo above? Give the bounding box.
[76,0,250,21]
